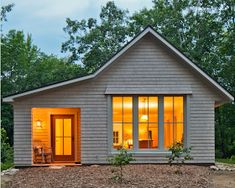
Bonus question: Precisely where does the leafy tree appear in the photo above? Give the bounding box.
[62,1,130,72]
[1,3,14,35]
[1,3,14,22]
[1,30,83,145]
[1,30,39,145]
[1,128,13,170]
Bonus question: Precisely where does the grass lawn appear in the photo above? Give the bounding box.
[1,162,14,171]
[216,158,235,164]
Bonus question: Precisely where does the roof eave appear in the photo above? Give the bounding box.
[3,74,94,102]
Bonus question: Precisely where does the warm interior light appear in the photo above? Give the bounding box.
[36,120,42,128]
[140,114,148,121]
[126,139,133,145]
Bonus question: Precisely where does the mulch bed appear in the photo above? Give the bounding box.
[6,165,211,188]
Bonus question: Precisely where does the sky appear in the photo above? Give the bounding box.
[3,0,153,57]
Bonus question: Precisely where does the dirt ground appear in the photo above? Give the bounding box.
[212,171,235,188]
[1,165,235,188]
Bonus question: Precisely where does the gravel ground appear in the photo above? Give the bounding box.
[2,165,214,188]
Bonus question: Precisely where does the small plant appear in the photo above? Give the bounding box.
[108,148,135,182]
[167,142,193,173]
[1,128,14,171]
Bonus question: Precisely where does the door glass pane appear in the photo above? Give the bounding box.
[174,97,184,123]
[139,97,148,122]
[149,97,158,122]
[64,138,72,155]
[113,97,122,122]
[123,124,132,149]
[123,97,132,122]
[64,119,71,137]
[164,123,173,149]
[55,119,63,136]
[55,138,63,155]
[164,97,173,123]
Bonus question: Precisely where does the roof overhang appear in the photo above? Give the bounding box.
[3,26,234,103]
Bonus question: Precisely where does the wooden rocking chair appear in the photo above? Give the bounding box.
[33,145,53,164]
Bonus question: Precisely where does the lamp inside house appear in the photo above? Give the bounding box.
[140,98,148,121]
[36,120,42,128]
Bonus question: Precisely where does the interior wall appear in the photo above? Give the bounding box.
[32,108,80,162]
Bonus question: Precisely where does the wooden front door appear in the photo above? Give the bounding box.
[51,115,75,162]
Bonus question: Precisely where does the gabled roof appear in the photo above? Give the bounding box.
[3,26,234,103]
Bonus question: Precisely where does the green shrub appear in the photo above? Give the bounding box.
[230,155,235,161]
[167,142,193,165]
[108,148,135,182]
[1,161,13,171]
[1,128,13,170]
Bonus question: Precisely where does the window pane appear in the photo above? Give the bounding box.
[139,97,148,122]
[149,124,158,149]
[64,119,71,137]
[113,97,122,122]
[123,97,132,122]
[149,97,158,122]
[174,123,184,143]
[174,97,184,123]
[164,97,173,123]
[164,123,173,149]
[123,124,133,149]
[139,123,148,148]
[112,123,122,149]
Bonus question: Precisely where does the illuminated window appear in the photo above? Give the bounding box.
[164,96,184,149]
[112,97,133,149]
[111,95,185,151]
[138,97,158,149]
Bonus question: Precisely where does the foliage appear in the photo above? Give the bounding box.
[108,148,135,182]
[1,128,13,170]
[1,30,84,145]
[167,142,193,165]
[62,1,130,72]
[1,3,14,24]
[216,157,235,164]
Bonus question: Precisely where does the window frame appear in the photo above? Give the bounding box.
[108,95,189,154]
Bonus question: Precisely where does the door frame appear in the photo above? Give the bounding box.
[51,114,75,162]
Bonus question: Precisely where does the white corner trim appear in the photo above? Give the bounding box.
[3,27,234,102]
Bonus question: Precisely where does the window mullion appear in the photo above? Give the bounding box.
[158,96,164,151]
[122,97,124,148]
[147,97,150,149]
[133,96,138,151]
[173,97,175,143]
[184,95,190,148]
